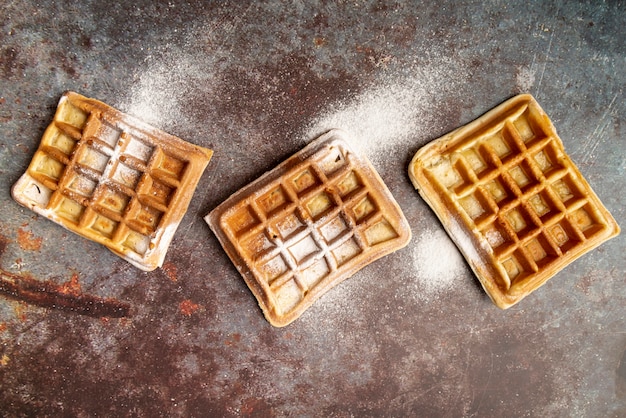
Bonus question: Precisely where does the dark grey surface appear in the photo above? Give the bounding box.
[1,1,624,416]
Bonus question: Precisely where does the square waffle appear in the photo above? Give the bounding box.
[206,130,411,327]
[409,94,619,308]
[12,92,213,271]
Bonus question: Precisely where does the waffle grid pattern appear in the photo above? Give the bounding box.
[13,92,213,271]
[412,95,619,307]
[209,132,411,326]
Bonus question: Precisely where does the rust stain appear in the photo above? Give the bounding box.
[0,323,6,332]
[179,299,199,316]
[0,354,9,366]
[240,396,272,416]
[60,273,82,295]
[355,44,375,54]
[313,36,327,47]
[13,303,27,322]
[162,262,178,282]
[0,269,131,318]
[224,332,241,346]
[0,232,9,256]
[17,227,42,251]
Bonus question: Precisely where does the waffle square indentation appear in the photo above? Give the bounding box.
[124,137,154,163]
[336,170,363,197]
[290,167,320,196]
[96,123,121,148]
[319,216,348,244]
[305,191,335,220]
[66,172,97,197]
[57,197,85,223]
[112,162,142,188]
[33,154,65,181]
[47,128,78,154]
[288,234,320,263]
[257,186,291,217]
[260,255,288,284]
[243,231,275,260]
[97,189,130,215]
[152,149,187,181]
[272,210,304,240]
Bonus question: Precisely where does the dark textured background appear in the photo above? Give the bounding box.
[0,1,624,416]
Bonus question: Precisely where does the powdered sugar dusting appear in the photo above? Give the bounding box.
[119,51,217,135]
[122,57,185,130]
[304,57,467,169]
[410,228,467,301]
[515,65,536,93]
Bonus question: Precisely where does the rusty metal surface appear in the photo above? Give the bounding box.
[0,1,624,416]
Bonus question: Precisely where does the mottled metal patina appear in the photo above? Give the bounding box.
[0,1,624,416]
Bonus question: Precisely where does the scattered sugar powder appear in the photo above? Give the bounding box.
[303,57,468,170]
[119,50,219,135]
[409,228,467,301]
[121,57,184,130]
[119,45,472,310]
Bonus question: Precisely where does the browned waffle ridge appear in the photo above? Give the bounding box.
[409,94,620,308]
[12,92,213,271]
[206,130,411,327]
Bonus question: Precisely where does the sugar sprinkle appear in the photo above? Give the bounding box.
[410,228,467,301]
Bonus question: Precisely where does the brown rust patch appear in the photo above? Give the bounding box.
[313,36,327,47]
[60,272,82,295]
[0,233,7,256]
[16,227,42,251]
[162,261,178,282]
[224,333,242,347]
[0,269,130,318]
[240,397,273,416]
[12,303,26,321]
[179,299,199,316]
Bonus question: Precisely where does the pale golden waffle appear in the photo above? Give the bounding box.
[12,92,213,271]
[409,94,619,309]
[206,130,411,327]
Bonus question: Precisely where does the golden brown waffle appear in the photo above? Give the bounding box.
[12,92,213,271]
[206,130,411,326]
[409,94,620,308]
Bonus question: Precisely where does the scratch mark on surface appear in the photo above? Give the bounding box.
[580,92,620,165]
[472,351,494,416]
[179,216,198,241]
[534,28,555,98]
[534,303,586,334]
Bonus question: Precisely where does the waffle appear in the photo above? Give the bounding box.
[12,92,213,271]
[409,94,619,309]
[206,130,411,326]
